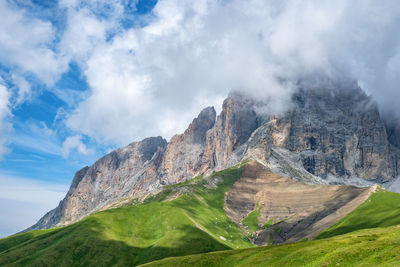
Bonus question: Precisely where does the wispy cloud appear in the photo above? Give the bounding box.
[62,135,94,158]
[10,121,62,156]
[0,79,12,159]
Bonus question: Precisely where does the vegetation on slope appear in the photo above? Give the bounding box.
[142,226,400,267]
[0,164,253,266]
[317,189,400,239]
[242,203,261,234]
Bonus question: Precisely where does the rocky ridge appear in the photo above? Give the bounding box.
[28,79,400,230]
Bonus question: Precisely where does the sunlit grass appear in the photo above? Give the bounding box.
[142,226,400,267]
[317,189,400,239]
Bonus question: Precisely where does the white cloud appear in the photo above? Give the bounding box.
[0,174,68,237]
[11,73,32,105]
[62,135,94,158]
[0,80,12,159]
[58,7,107,63]
[0,0,66,85]
[40,121,55,136]
[58,0,126,65]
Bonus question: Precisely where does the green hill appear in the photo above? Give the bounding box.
[317,188,400,239]
[0,164,252,266]
[142,226,400,267]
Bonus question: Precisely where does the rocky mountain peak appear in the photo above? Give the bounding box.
[136,136,168,161]
[223,92,262,147]
[183,106,216,144]
[201,92,262,169]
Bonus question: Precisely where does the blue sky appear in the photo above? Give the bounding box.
[1,0,400,237]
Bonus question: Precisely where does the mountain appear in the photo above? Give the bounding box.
[28,78,400,231]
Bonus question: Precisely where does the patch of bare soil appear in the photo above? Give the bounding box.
[224,161,374,245]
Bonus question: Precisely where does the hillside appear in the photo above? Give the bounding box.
[317,189,400,239]
[142,187,400,267]
[142,226,400,267]
[0,165,252,266]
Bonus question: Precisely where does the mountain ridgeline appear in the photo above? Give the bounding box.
[29,79,400,231]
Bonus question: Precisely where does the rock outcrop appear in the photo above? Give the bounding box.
[160,106,216,184]
[203,93,264,169]
[29,78,400,230]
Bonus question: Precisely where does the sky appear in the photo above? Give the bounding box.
[0,0,400,237]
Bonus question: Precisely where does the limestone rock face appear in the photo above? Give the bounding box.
[384,115,400,149]
[202,93,263,170]
[27,136,167,230]
[160,106,216,184]
[30,79,400,230]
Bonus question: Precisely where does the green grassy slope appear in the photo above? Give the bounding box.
[242,203,261,234]
[142,226,400,267]
[0,164,253,266]
[317,189,400,239]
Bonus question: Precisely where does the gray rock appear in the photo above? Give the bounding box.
[160,106,216,184]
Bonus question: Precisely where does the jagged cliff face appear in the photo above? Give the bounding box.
[260,84,400,182]
[202,95,263,170]
[160,107,216,184]
[29,80,400,230]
